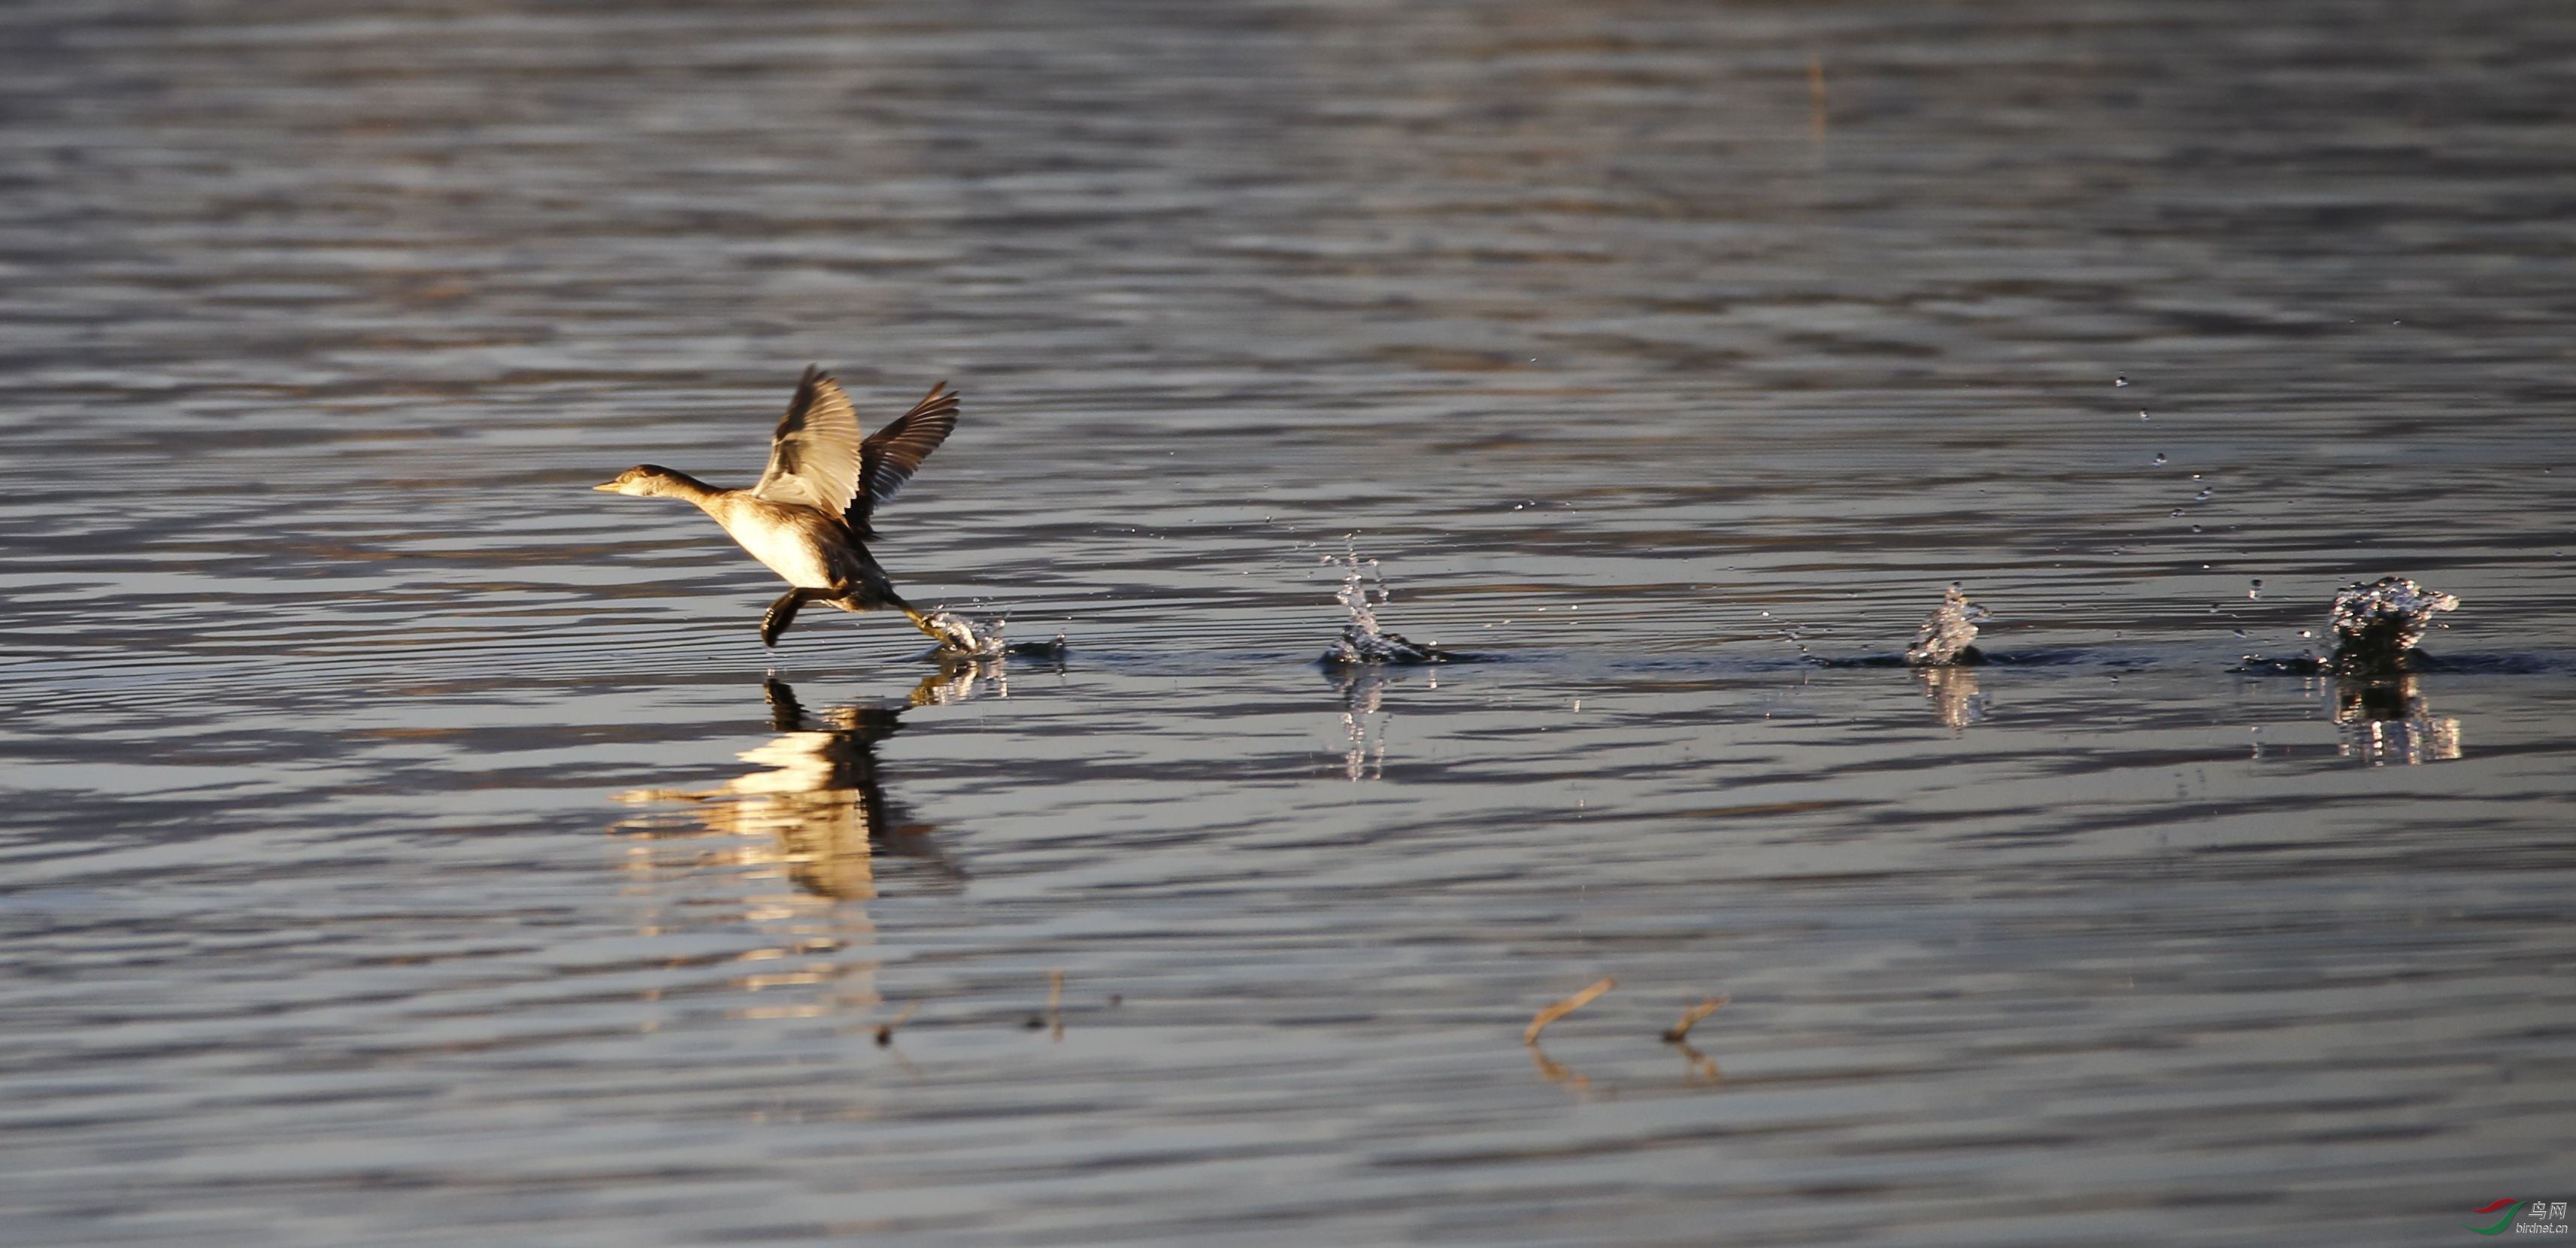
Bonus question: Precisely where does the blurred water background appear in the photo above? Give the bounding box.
[3,1,2574,1243]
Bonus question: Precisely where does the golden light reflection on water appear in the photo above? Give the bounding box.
[2334,674,2463,768]
[1915,665,1988,732]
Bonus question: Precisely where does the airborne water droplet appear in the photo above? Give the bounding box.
[1905,584,1987,667]
[1322,541,1444,663]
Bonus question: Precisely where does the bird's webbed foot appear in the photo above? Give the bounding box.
[902,606,958,646]
[902,606,989,655]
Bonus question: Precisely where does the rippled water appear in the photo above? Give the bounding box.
[6,2,2576,1244]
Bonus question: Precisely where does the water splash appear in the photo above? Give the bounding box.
[917,610,1069,662]
[919,610,1002,657]
[2239,576,2462,677]
[2327,576,2459,674]
[1904,583,1992,667]
[1320,542,1450,665]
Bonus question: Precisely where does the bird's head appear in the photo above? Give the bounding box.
[593,465,680,497]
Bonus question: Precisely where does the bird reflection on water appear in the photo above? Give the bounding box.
[611,666,1006,901]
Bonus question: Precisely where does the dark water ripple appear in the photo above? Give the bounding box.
[4,1,2575,1245]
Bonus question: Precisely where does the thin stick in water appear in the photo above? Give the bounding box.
[1808,54,1829,146]
[874,1001,920,1047]
[1523,976,1616,1045]
[1673,1038,1721,1085]
[1660,995,1726,1044]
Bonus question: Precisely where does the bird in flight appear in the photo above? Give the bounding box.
[594,367,963,650]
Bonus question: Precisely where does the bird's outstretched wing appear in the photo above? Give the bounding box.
[751,366,865,519]
[851,380,958,533]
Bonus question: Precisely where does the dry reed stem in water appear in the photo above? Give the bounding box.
[1808,55,1829,144]
[1660,995,1727,1044]
[874,1001,920,1047]
[1672,1038,1721,1084]
[1523,976,1617,1045]
[1527,1044,1590,1092]
[1048,968,1065,1041]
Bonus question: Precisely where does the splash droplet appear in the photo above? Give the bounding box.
[2327,576,2459,672]
[919,609,1011,659]
[1321,541,1446,664]
[1905,583,1990,667]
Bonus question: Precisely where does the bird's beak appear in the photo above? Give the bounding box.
[592,481,622,492]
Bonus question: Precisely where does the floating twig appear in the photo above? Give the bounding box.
[1523,976,1616,1045]
[873,1001,920,1047]
[1527,1043,1592,1092]
[1808,54,1829,146]
[1672,1037,1722,1085]
[1659,995,1727,1044]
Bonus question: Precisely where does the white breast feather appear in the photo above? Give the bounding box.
[726,516,838,589]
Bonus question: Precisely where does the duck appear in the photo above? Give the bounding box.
[594,367,961,649]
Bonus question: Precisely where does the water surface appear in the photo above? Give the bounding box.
[5,2,2575,1244]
